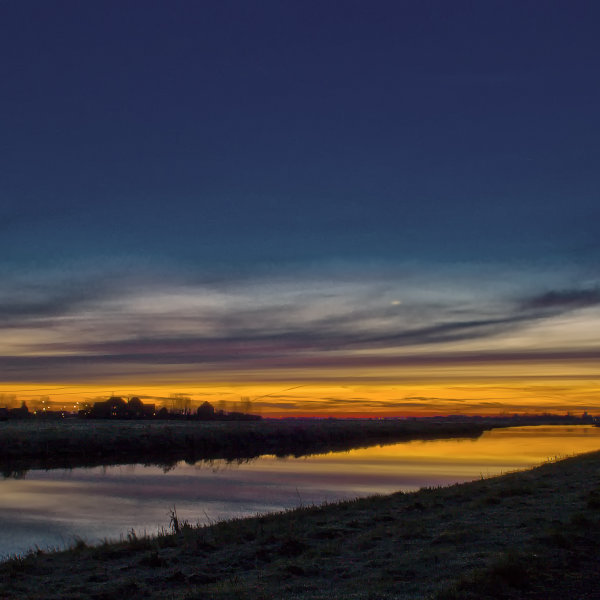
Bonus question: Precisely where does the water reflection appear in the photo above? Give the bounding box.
[1,425,599,558]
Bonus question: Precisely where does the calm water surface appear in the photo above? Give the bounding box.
[1,425,599,557]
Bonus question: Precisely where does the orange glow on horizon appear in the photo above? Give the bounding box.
[0,368,598,418]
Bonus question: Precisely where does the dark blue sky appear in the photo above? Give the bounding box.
[3,0,599,270]
[1,1,599,408]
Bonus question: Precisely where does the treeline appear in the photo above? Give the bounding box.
[0,402,30,421]
[82,397,260,421]
[0,397,260,422]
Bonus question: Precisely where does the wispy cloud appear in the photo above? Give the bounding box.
[1,266,599,382]
[520,288,600,311]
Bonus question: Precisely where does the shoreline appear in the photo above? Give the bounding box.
[2,448,600,598]
[0,416,588,476]
[0,418,497,476]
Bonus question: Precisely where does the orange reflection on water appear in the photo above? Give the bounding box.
[2,425,600,557]
[239,426,600,482]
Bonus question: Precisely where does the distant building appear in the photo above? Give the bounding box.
[87,396,154,419]
[127,397,155,418]
[9,402,30,419]
[0,402,30,420]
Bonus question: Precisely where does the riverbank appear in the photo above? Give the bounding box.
[0,418,501,475]
[2,449,600,599]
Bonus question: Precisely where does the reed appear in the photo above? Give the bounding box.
[2,449,599,599]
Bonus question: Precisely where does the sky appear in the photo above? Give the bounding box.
[1,1,599,416]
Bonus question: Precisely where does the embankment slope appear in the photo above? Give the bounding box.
[2,449,600,599]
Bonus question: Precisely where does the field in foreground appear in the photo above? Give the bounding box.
[2,450,600,599]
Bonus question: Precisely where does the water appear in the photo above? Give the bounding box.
[1,425,599,557]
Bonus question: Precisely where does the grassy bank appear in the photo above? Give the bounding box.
[0,418,496,475]
[2,450,600,599]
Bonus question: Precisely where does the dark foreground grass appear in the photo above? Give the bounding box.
[2,450,600,599]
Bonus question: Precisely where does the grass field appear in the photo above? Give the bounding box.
[0,418,495,475]
[2,448,599,599]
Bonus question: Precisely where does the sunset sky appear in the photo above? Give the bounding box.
[1,1,599,416]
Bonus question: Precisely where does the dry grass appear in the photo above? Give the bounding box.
[2,449,600,599]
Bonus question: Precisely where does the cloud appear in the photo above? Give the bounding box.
[1,348,599,384]
[0,290,98,323]
[404,396,467,403]
[1,265,599,382]
[9,315,530,369]
[520,288,600,312]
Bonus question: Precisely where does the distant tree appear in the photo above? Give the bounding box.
[170,394,191,414]
[127,396,144,417]
[240,396,252,414]
[156,406,169,419]
[0,394,18,409]
[196,401,215,420]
